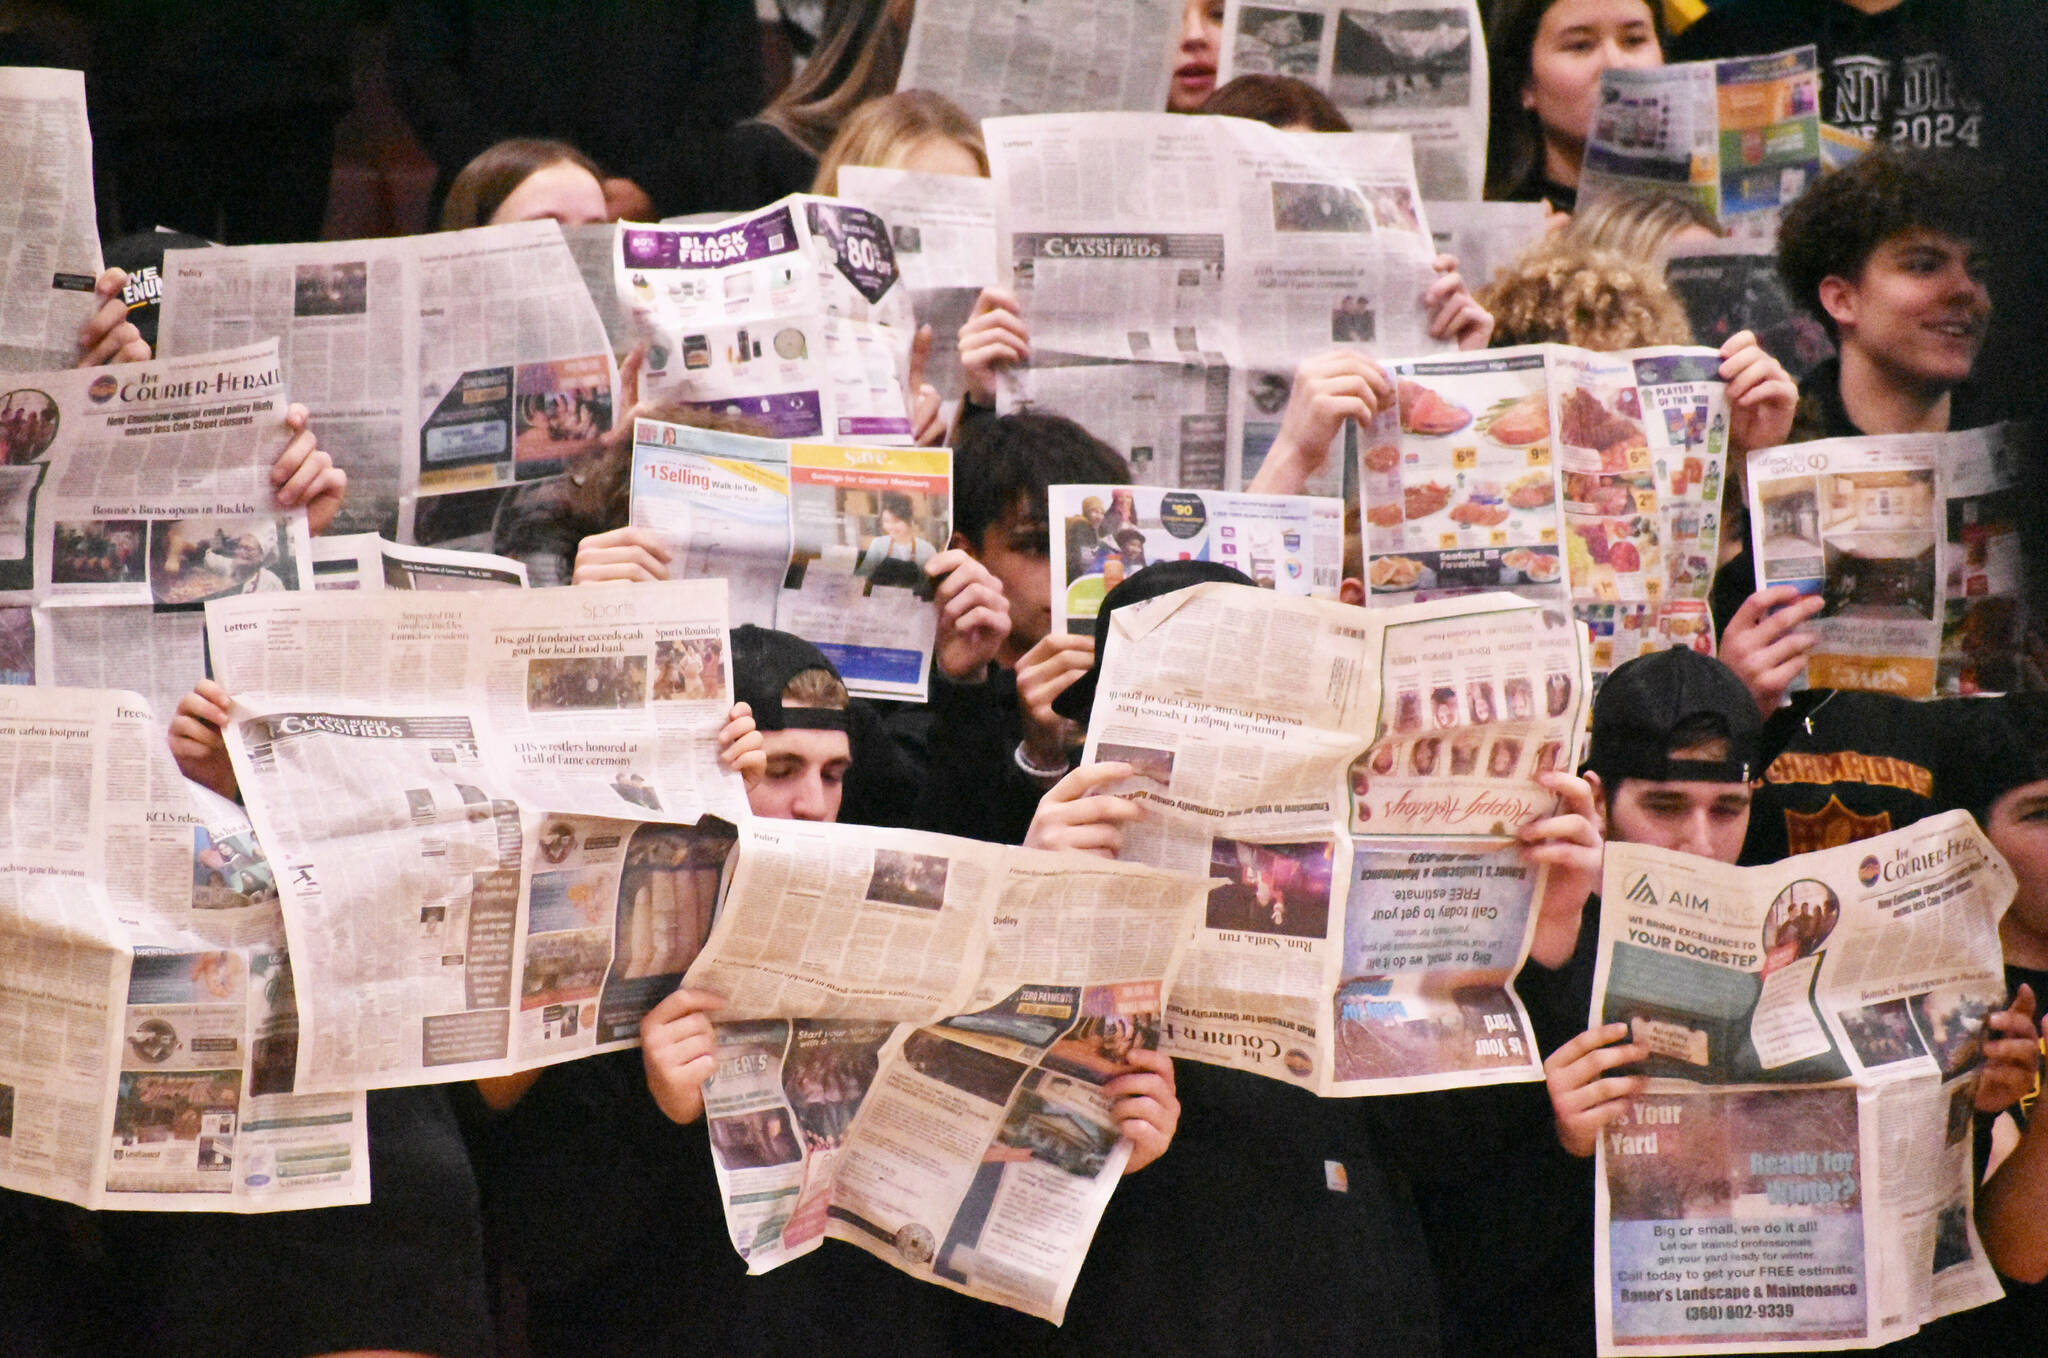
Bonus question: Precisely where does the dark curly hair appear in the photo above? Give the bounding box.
[1776,149,1995,341]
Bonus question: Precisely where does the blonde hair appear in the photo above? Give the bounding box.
[782,667,850,709]
[1567,191,1720,265]
[1478,237,1694,351]
[757,0,913,160]
[812,90,987,196]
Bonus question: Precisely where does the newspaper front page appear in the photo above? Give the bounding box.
[1581,46,1822,240]
[835,166,1000,402]
[1078,582,1592,1094]
[987,112,1444,494]
[631,420,950,701]
[1048,482,1345,636]
[205,581,746,1093]
[0,687,369,1213]
[897,0,1179,121]
[310,533,529,592]
[0,340,313,718]
[0,66,102,374]
[1592,811,2012,1352]
[156,219,616,545]
[1363,342,1730,683]
[616,196,918,446]
[1746,425,2021,699]
[687,818,1210,1321]
[1219,0,1491,200]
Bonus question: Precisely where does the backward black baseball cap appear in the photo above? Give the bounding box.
[1585,647,1762,785]
[1052,559,1257,723]
[101,229,214,350]
[732,624,851,732]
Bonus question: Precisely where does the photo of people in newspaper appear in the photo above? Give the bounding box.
[0,387,58,463]
[51,519,146,585]
[192,825,275,909]
[865,849,951,912]
[512,355,612,476]
[1206,837,1334,939]
[782,1020,891,1152]
[525,655,649,711]
[652,637,726,702]
[148,518,300,607]
[1234,7,1324,77]
[292,262,368,317]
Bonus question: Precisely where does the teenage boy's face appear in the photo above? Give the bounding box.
[1987,780,2048,935]
[972,497,1054,652]
[1828,229,1990,389]
[749,729,850,822]
[1595,774,1752,863]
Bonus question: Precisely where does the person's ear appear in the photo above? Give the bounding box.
[948,529,977,557]
[1816,275,1857,335]
[1339,576,1365,607]
[1586,770,1610,823]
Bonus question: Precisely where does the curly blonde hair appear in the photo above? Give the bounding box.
[1476,237,1694,351]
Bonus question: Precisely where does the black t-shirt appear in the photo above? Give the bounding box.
[1739,689,1977,865]
[1670,0,1989,154]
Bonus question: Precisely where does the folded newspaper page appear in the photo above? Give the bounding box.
[204,581,746,1093]
[1746,425,2021,699]
[1079,582,1592,1094]
[1363,343,1730,683]
[1665,240,1834,383]
[687,818,1210,1321]
[559,222,637,358]
[0,687,370,1213]
[311,533,529,592]
[1219,0,1491,200]
[630,419,949,701]
[0,66,102,374]
[156,219,616,545]
[897,0,1178,121]
[835,166,1000,401]
[1592,811,2012,1352]
[0,339,312,718]
[987,112,1444,494]
[616,195,917,446]
[1049,482,1344,636]
[1580,46,1822,239]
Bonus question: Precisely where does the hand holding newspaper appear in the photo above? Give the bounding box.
[1079,582,1592,1094]
[206,580,747,1093]
[0,687,369,1213]
[1591,811,2013,1352]
[685,818,1213,1322]
[1745,425,2021,699]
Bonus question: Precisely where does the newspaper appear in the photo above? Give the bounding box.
[630,419,950,701]
[1219,0,1490,200]
[1746,425,2022,699]
[1361,343,1730,683]
[1592,811,2012,1352]
[896,0,1179,121]
[1429,198,1550,295]
[987,112,1444,494]
[1581,46,1822,241]
[1665,241,1835,383]
[615,196,918,446]
[156,219,616,544]
[311,533,528,592]
[1078,582,1593,1093]
[0,687,369,1212]
[835,166,1000,401]
[559,222,637,358]
[203,581,746,1093]
[0,340,312,718]
[0,67,102,374]
[687,817,1210,1321]
[1048,482,1344,636]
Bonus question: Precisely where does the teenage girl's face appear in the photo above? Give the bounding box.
[1168,0,1226,113]
[749,728,851,822]
[491,161,610,227]
[1522,0,1662,162]
[1988,781,2048,944]
[1822,229,1991,391]
[893,136,985,179]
